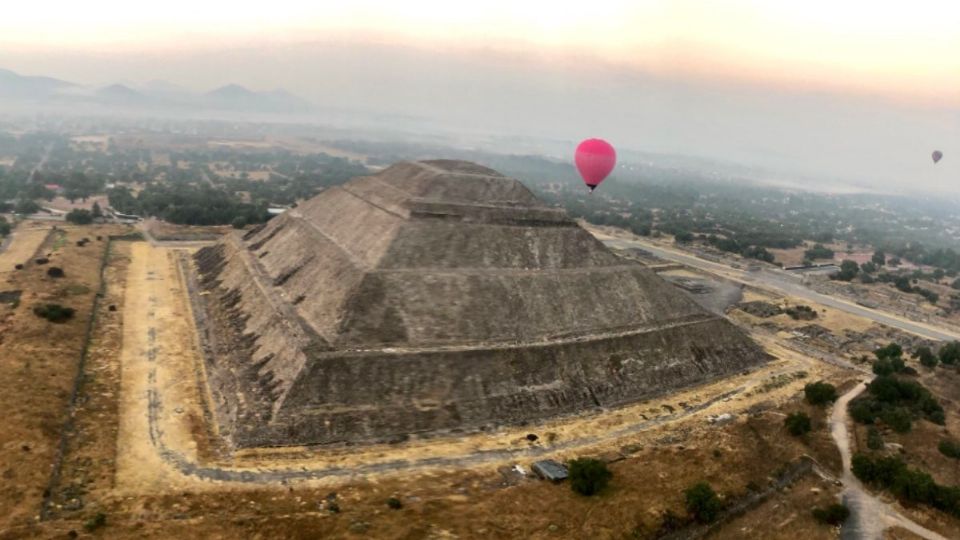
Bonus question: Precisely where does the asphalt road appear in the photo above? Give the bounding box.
[603,237,960,342]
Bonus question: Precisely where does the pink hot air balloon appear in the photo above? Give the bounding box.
[575,138,616,192]
[932,150,943,164]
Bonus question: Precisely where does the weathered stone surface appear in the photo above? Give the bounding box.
[193,160,769,447]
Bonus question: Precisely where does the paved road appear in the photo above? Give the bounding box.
[602,237,960,342]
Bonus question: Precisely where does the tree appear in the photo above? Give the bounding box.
[785,412,812,436]
[568,458,613,496]
[674,231,694,244]
[940,342,960,365]
[91,201,103,218]
[872,250,886,266]
[804,381,838,405]
[65,209,94,225]
[861,261,878,274]
[881,407,912,433]
[914,346,938,369]
[833,259,860,281]
[804,244,834,260]
[893,276,913,293]
[952,277,960,291]
[231,216,248,229]
[684,482,722,523]
[874,343,903,361]
[14,199,40,215]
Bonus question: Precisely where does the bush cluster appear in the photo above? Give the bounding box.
[811,503,850,526]
[684,482,723,524]
[848,375,944,433]
[33,303,75,323]
[852,454,960,517]
[784,305,817,320]
[804,381,837,405]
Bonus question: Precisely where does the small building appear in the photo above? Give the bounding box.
[531,460,568,482]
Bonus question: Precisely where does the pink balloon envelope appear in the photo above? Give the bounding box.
[575,138,616,191]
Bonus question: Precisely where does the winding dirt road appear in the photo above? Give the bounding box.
[830,382,947,540]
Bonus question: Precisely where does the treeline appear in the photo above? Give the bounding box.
[216,157,368,206]
[108,185,271,226]
[853,453,960,517]
[106,158,368,226]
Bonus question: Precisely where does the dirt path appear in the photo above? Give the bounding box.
[830,382,947,540]
[114,243,842,493]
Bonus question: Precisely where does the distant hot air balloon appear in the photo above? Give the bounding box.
[933,150,943,164]
[575,138,616,192]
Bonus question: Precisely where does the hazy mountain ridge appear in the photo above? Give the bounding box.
[0,68,311,114]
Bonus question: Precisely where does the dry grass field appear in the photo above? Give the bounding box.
[0,222,53,273]
[2,227,958,538]
[0,223,127,533]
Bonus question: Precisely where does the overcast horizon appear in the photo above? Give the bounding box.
[0,1,957,193]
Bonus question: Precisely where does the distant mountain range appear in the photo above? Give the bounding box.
[0,68,312,115]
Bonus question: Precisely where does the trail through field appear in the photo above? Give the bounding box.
[830,382,947,540]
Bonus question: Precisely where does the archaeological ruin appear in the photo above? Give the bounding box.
[192,160,770,448]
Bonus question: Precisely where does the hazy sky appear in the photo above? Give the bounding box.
[1,1,958,192]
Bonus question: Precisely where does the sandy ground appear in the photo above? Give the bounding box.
[114,243,209,493]
[6,225,958,538]
[108,243,852,498]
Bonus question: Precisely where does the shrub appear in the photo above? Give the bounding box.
[873,358,895,376]
[33,303,75,323]
[46,267,65,278]
[568,458,612,496]
[65,209,94,225]
[811,503,850,526]
[386,497,403,510]
[784,412,812,436]
[915,347,938,369]
[83,512,106,532]
[867,427,884,450]
[939,342,960,365]
[804,381,837,405]
[684,482,722,523]
[874,342,903,360]
[231,215,248,229]
[881,407,912,433]
[939,440,960,460]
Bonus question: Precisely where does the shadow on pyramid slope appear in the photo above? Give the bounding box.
[191,160,770,447]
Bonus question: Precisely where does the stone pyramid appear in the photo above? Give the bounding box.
[193,160,768,447]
